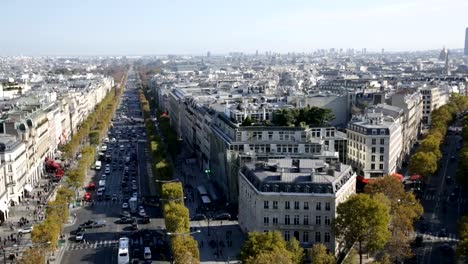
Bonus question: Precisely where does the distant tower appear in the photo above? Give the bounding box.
[438,46,448,61]
[465,27,468,56]
[255,50,259,57]
[207,51,211,58]
[381,48,384,54]
[445,49,450,75]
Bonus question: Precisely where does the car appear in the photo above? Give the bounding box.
[101,174,107,180]
[119,217,133,224]
[18,226,33,234]
[90,220,106,228]
[112,195,118,201]
[105,168,111,174]
[104,137,109,143]
[97,187,105,192]
[111,138,117,143]
[97,190,104,196]
[191,214,207,221]
[214,213,231,221]
[106,164,111,168]
[75,231,85,241]
[132,185,138,190]
[138,205,145,211]
[71,227,85,235]
[131,222,139,230]
[122,203,129,209]
[79,220,96,228]
[120,211,131,218]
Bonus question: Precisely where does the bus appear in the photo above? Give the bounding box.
[117,237,130,264]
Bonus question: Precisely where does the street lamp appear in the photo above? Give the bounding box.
[166,230,201,236]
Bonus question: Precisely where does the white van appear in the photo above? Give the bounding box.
[143,247,152,260]
[95,161,102,170]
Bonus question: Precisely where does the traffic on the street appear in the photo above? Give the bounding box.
[61,69,169,264]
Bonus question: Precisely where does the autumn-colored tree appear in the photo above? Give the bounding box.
[240,231,304,264]
[21,248,46,264]
[333,194,391,264]
[162,182,184,204]
[458,216,468,260]
[164,202,190,233]
[365,176,423,261]
[172,235,200,264]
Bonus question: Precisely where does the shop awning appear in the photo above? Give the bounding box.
[411,174,422,181]
[391,173,404,181]
[357,175,371,184]
[24,184,33,192]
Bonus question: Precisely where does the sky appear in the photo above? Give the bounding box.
[0,0,467,56]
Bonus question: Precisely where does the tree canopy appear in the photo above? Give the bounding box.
[408,151,438,178]
[308,244,336,264]
[272,106,335,127]
[240,231,304,264]
[333,194,391,264]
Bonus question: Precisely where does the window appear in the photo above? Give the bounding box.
[264,216,269,225]
[325,202,331,211]
[316,202,321,210]
[379,164,384,170]
[380,155,384,162]
[272,216,278,225]
[324,232,330,243]
[371,155,375,162]
[380,129,385,135]
[304,215,309,225]
[380,138,385,144]
[371,164,375,170]
[304,202,309,210]
[294,215,300,225]
[285,231,290,241]
[371,147,376,153]
[268,132,273,140]
[303,231,309,243]
[294,201,299,210]
[285,215,290,225]
[372,138,376,145]
[315,232,321,242]
[285,201,290,210]
[380,147,384,154]
[273,201,278,209]
[324,216,331,225]
[264,201,269,209]
[315,215,321,225]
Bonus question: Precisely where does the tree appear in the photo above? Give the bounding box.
[245,247,294,264]
[365,176,423,261]
[164,202,190,233]
[172,235,200,264]
[408,152,437,178]
[419,136,442,160]
[241,117,253,126]
[240,231,303,264]
[156,160,173,181]
[458,216,468,260]
[333,194,391,264]
[162,182,184,203]
[21,248,45,264]
[308,244,336,264]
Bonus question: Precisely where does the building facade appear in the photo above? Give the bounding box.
[238,158,356,254]
[346,112,403,178]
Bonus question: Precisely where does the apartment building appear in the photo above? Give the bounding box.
[420,85,450,125]
[238,158,356,254]
[346,111,403,179]
[390,91,423,160]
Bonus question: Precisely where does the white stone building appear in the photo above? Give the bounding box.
[238,158,356,254]
[420,85,450,125]
[346,111,403,179]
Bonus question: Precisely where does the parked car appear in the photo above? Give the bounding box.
[122,203,129,209]
[214,213,231,221]
[18,226,33,234]
[191,214,207,221]
[71,227,85,235]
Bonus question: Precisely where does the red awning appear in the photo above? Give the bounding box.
[391,173,404,181]
[411,174,422,181]
[357,175,371,184]
[89,182,95,187]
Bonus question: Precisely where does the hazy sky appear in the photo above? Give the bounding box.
[0,0,467,56]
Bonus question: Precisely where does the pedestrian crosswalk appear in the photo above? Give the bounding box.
[415,232,459,242]
[66,240,119,250]
[422,195,466,203]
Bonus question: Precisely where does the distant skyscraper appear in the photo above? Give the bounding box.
[207,51,211,58]
[255,50,259,57]
[465,27,468,56]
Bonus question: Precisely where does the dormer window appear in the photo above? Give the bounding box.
[380,129,385,135]
[372,129,377,135]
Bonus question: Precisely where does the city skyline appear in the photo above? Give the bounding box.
[1,0,467,56]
